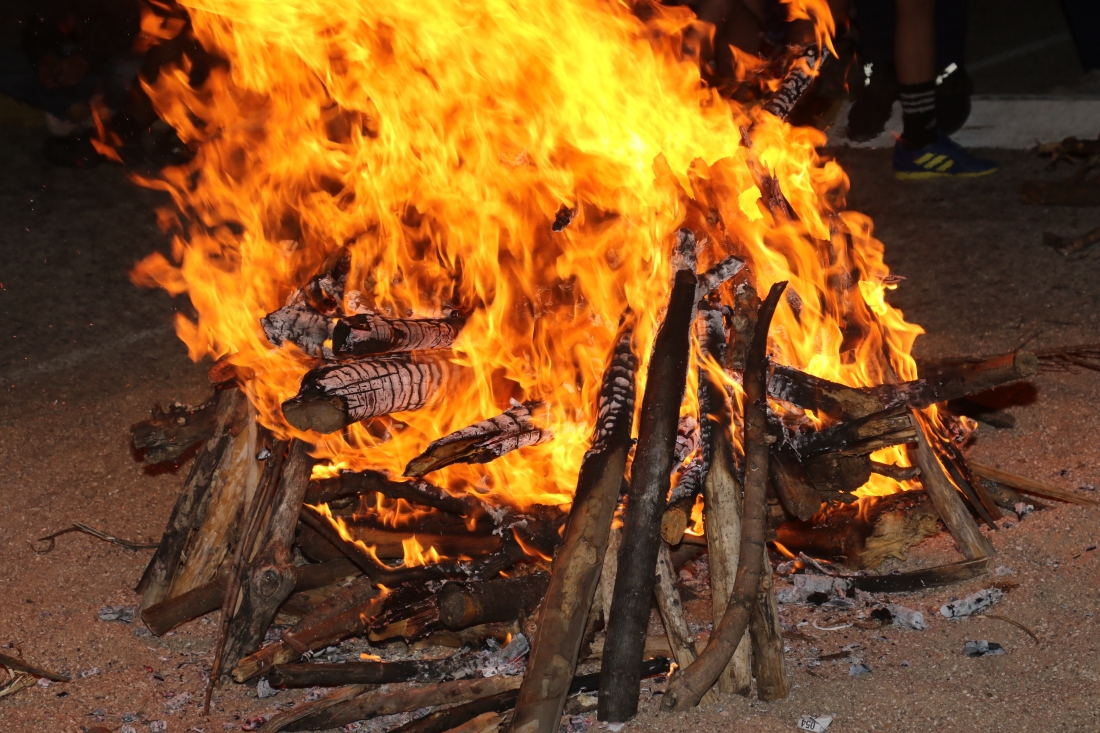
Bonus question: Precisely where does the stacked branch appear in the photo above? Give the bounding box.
[332,313,465,357]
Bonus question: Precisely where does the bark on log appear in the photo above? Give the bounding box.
[869,461,921,482]
[910,414,994,560]
[600,525,621,625]
[257,683,374,733]
[170,404,261,597]
[141,558,357,637]
[748,553,789,701]
[404,401,551,477]
[296,521,502,563]
[513,321,637,733]
[969,462,1098,506]
[767,364,883,421]
[702,427,751,696]
[219,439,315,675]
[774,489,940,569]
[137,388,245,611]
[725,283,758,374]
[769,442,823,521]
[286,676,524,732]
[661,281,786,713]
[306,470,488,517]
[440,572,550,630]
[795,406,918,459]
[803,454,872,501]
[269,656,462,688]
[282,352,452,434]
[131,397,218,465]
[332,314,465,357]
[599,251,697,723]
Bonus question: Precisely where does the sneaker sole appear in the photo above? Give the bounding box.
[894,167,998,181]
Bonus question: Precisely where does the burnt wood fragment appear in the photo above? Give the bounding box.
[131,397,218,465]
[332,313,464,357]
[440,572,550,630]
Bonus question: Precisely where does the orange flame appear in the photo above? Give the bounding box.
[132,0,925,512]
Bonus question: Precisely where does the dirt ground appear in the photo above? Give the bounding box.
[1,127,1098,733]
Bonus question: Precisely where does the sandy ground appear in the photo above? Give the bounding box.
[1,128,1098,733]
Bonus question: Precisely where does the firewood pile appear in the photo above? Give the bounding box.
[118,51,1100,733]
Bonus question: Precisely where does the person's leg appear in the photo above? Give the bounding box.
[1061,0,1100,71]
[895,0,936,150]
[846,0,898,141]
[933,0,971,135]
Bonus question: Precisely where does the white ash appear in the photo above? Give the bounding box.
[1014,501,1034,519]
[940,588,1004,619]
[776,574,851,605]
[150,722,168,733]
[98,605,135,623]
[164,691,193,711]
[887,603,928,631]
[964,640,1005,657]
[257,678,279,699]
[848,662,872,676]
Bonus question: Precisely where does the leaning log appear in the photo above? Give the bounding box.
[661,281,786,713]
[130,397,218,465]
[599,238,698,724]
[404,401,551,477]
[846,557,989,593]
[332,313,465,357]
[652,542,715,704]
[439,572,550,630]
[748,552,789,701]
[218,439,315,675]
[969,462,1098,506]
[512,320,637,733]
[282,352,452,434]
[137,387,245,611]
[909,414,994,560]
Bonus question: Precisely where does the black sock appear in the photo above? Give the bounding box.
[898,81,936,150]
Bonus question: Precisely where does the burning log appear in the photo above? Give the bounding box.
[130,397,218,465]
[661,281,787,713]
[660,458,704,545]
[774,489,941,569]
[695,256,746,300]
[439,572,550,630]
[803,454,872,502]
[769,442,823,521]
[332,313,465,357]
[282,352,452,434]
[937,441,1002,527]
[512,320,637,733]
[969,462,1099,506]
[869,461,921,483]
[141,558,358,637]
[702,428,751,695]
[218,439,316,674]
[297,522,501,563]
[909,415,994,560]
[303,246,352,316]
[268,657,463,688]
[795,406,918,459]
[262,302,332,358]
[761,45,831,122]
[404,401,552,477]
[137,387,246,611]
[598,238,698,723]
[232,575,385,682]
[748,553,789,701]
[307,470,488,517]
[725,282,758,373]
[768,364,883,421]
[257,683,372,733]
[284,676,524,732]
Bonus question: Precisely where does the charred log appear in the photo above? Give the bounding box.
[440,572,550,630]
[268,656,462,688]
[131,397,218,465]
[795,406,918,459]
[296,521,502,563]
[847,557,989,593]
[769,442,823,521]
[803,454,872,501]
[332,313,465,357]
[282,352,452,434]
[306,470,488,517]
[404,401,551,477]
[261,302,332,358]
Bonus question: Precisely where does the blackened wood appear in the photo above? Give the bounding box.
[297,521,502,562]
[748,553,789,701]
[262,302,332,358]
[404,401,551,477]
[846,557,989,593]
[219,439,315,675]
[439,572,550,630]
[761,45,831,121]
[702,427,751,695]
[660,458,704,545]
[307,470,488,517]
[969,462,1098,506]
[769,443,822,521]
[909,415,994,560]
[303,246,352,316]
[767,364,883,420]
[937,440,1002,528]
[725,283,758,374]
[795,406,917,459]
[137,387,244,611]
[141,558,357,637]
[332,313,465,357]
[803,454,872,500]
[286,676,524,732]
[695,257,745,300]
[269,656,461,688]
[131,397,218,465]
[979,478,1048,512]
[282,352,451,434]
[598,260,697,724]
[869,461,921,482]
[514,321,637,733]
[661,281,786,713]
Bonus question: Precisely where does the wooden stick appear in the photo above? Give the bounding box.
[286,676,524,732]
[653,543,715,704]
[296,521,502,562]
[219,439,315,675]
[137,387,245,611]
[307,470,488,517]
[795,406,917,459]
[257,683,373,733]
[404,401,551,477]
[910,414,994,560]
[661,281,786,712]
[282,352,452,434]
[269,657,461,688]
[846,557,989,593]
[141,558,357,637]
[599,241,698,723]
[969,462,1098,506]
[702,427,751,696]
[332,313,465,357]
[130,396,218,465]
[0,651,70,682]
[439,572,550,630]
[748,553,789,701]
[937,440,1002,527]
[513,320,637,733]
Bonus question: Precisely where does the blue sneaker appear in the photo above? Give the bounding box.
[893,132,998,180]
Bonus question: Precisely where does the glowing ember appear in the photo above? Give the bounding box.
[131,0,924,512]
